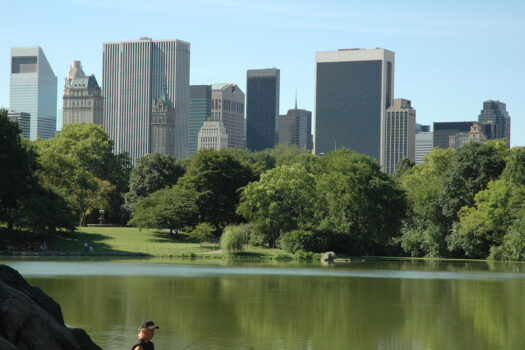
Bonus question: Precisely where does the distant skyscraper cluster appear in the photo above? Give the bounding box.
[6,41,512,171]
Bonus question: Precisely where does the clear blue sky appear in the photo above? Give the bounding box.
[1,0,523,146]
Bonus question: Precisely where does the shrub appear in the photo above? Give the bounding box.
[220,224,251,254]
[277,229,330,253]
[190,222,215,244]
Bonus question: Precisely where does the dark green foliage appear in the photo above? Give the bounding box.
[439,142,506,223]
[0,109,75,235]
[179,149,256,232]
[393,157,415,179]
[222,148,275,179]
[129,185,199,235]
[314,149,407,255]
[277,229,331,253]
[124,153,185,212]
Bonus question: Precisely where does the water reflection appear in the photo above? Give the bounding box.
[2,259,525,350]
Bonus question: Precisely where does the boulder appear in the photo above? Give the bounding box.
[0,265,101,350]
[321,251,336,262]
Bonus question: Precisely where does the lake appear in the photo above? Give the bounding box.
[2,258,525,350]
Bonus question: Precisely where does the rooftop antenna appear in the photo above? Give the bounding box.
[295,88,298,109]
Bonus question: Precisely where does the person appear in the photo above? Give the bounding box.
[84,242,88,254]
[131,320,159,350]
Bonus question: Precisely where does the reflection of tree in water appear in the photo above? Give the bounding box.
[27,265,525,350]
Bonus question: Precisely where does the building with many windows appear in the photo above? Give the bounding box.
[449,122,488,149]
[478,100,511,146]
[62,61,103,126]
[433,121,474,149]
[7,111,31,139]
[198,118,228,151]
[10,46,57,140]
[278,99,312,150]
[102,38,190,162]
[246,69,280,151]
[151,88,176,155]
[189,85,212,156]
[383,98,415,173]
[314,48,394,166]
[211,83,245,149]
[415,131,433,164]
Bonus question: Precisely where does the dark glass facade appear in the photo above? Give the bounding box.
[246,69,279,151]
[478,100,511,145]
[189,85,212,156]
[433,121,473,149]
[315,60,383,160]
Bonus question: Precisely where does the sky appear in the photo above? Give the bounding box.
[1,0,524,146]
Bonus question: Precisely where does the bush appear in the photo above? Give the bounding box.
[220,224,251,254]
[489,216,525,261]
[190,222,215,244]
[277,229,330,253]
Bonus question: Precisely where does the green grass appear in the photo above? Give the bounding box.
[40,226,289,259]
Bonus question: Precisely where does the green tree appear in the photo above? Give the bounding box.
[179,149,256,232]
[220,224,251,254]
[129,185,199,236]
[124,152,185,212]
[393,157,415,179]
[314,149,407,255]
[190,222,215,245]
[0,108,38,230]
[237,165,317,247]
[222,148,275,179]
[36,123,130,225]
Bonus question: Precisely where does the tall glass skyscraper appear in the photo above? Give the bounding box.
[102,38,190,162]
[314,49,394,165]
[10,47,57,140]
[246,68,280,151]
[189,85,212,156]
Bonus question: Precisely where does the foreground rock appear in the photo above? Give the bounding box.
[0,264,101,350]
[321,251,336,262]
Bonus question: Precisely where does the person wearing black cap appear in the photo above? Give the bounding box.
[131,320,159,350]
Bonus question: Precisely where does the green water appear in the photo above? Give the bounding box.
[3,259,525,350]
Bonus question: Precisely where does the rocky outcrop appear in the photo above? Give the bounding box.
[321,251,336,262]
[0,265,101,350]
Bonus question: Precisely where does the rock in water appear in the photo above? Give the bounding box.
[0,264,101,350]
[321,251,336,262]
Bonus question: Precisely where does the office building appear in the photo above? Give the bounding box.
[278,99,312,150]
[198,118,228,151]
[416,124,430,133]
[189,85,212,156]
[10,46,57,140]
[246,68,280,151]
[102,38,190,162]
[415,131,433,164]
[62,61,103,126]
[7,111,31,138]
[151,88,176,155]
[449,123,488,149]
[478,100,511,145]
[384,98,415,173]
[211,83,245,149]
[433,121,474,149]
[314,48,394,165]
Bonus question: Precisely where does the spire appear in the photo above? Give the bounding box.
[295,88,298,109]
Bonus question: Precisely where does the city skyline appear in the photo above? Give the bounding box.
[1,0,523,147]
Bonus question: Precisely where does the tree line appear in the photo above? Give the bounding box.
[1,109,523,260]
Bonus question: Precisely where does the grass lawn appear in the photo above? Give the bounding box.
[43,226,289,259]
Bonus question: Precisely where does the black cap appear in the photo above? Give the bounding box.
[140,320,159,330]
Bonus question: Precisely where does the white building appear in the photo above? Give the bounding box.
[198,119,228,151]
[102,38,190,162]
[10,47,57,140]
[415,132,433,164]
[384,98,415,173]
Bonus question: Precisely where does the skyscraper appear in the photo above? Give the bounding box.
[279,99,312,150]
[10,46,57,140]
[62,61,103,126]
[7,111,31,139]
[211,83,245,149]
[189,85,212,156]
[246,68,280,151]
[102,38,190,162]
[384,98,415,173]
[478,100,511,146]
[198,118,228,151]
[314,48,394,164]
[415,124,433,164]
